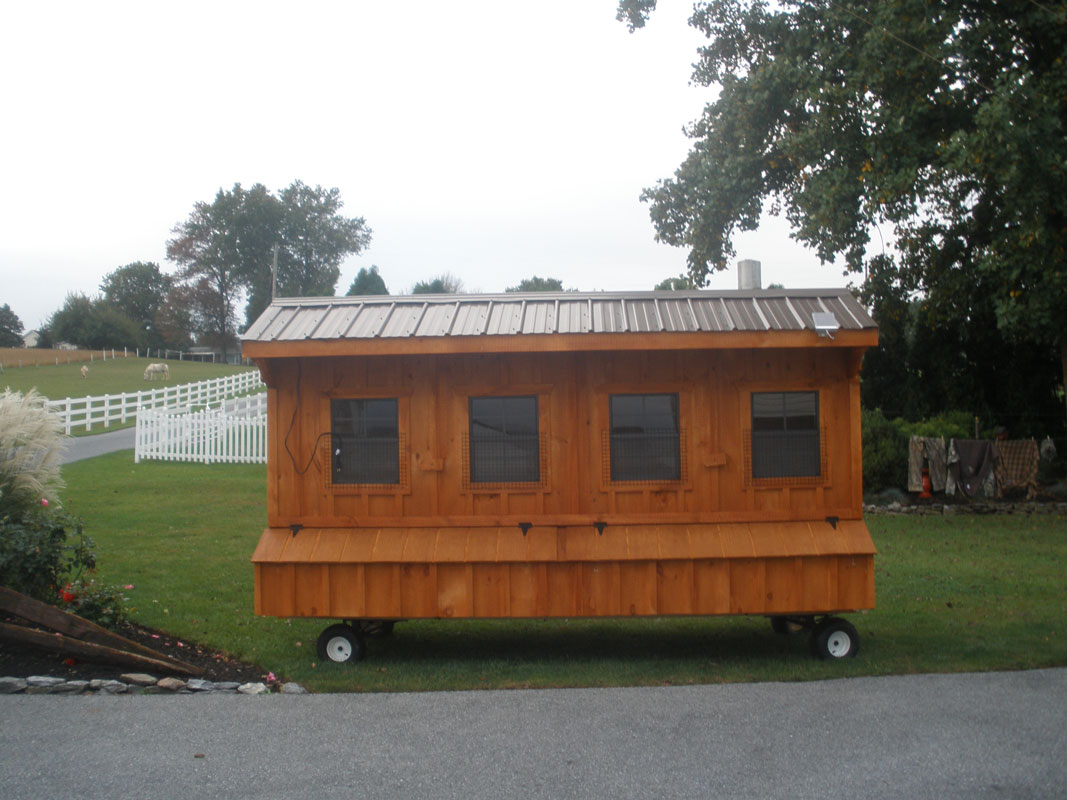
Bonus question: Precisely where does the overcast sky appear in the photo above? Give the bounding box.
[0,1,849,331]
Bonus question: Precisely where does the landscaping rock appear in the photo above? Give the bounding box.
[26,676,65,688]
[237,682,268,695]
[90,679,128,694]
[120,673,158,686]
[186,678,216,692]
[0,677,27,694]
[280,682,308,695]
[54,681,89,694]
[213,681,241,692]
[157,677,187,692]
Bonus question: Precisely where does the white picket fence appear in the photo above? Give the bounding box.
[46,370,264,434]
[135,393,268,465]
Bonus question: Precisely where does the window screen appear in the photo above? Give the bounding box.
[609,393,681,482]
[469,396,540,483]
[331,398,399,485]
[751,391,820,479]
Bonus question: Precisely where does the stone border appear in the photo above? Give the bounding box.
[0,673,308,695]
[865,501,1067,516]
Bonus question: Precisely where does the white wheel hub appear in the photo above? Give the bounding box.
[326,635,353,662]
[825,629,852,658]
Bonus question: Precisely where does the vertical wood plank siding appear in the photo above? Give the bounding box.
[251,345,875,620]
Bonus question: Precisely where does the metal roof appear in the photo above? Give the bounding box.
[242,289,875,344]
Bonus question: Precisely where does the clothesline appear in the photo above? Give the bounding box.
[907,436,1048,500]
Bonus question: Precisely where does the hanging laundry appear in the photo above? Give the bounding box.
[996,439,1040,500]
[1039,436,1058,462]
[907,436,948,493]
[947,439,999,498]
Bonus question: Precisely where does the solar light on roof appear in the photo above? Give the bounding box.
[812,311,840,339]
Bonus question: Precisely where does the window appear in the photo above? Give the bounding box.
[609,393,681,482]
[750,391,820,479]
[468,396,540,484]
[330,398,399,485]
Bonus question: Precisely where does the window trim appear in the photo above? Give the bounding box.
[324,394,411,494]
[598,387,690,488]
[462,393,549,490]
[744,389,828,486]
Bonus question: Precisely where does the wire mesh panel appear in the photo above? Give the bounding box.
[464,396,545,487]
[748,391,823,482]
[328,398,403,487]
[606,393,685,483]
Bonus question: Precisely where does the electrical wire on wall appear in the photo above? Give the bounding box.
[284,360,330,476]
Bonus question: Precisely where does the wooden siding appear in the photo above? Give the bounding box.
[252,521,875,619]
[258,347,868,526]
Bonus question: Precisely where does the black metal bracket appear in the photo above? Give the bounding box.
[825,516,839,530]
[594,521,607,536]
[518,522,532,537]
[290,524,303,537]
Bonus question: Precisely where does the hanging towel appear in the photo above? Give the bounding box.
[996,439,1040,500]
[908,436,948,493]
[947,439,999,498]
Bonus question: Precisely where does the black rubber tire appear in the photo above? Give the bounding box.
[316,623,365,663]
[811,617,860,660]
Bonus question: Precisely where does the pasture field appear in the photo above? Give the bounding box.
[1,355,253,401]
[62,451,1067,693]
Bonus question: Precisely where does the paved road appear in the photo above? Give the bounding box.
[60,428,135,464]
[2,669,1064,799]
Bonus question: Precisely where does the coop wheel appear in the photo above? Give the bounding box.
[317,624,365,664]
[811,617,859,660]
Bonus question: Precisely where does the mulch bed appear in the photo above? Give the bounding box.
[0,618,268,684]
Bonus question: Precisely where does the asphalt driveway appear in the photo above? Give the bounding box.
[2,669,1064,799]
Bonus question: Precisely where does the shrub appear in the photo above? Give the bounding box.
[59,577,130,629]
[861,408,908,493]
[0,388,66,516]
[0,507,95,601]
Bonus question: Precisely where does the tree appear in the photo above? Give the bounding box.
[167,184,271,357]
[271,181,372,305]
[346,265,389,296]
[99,262,173,349]
[0,304,24,347]
[622,1,1067,429]
[654,275,695,291]
[412,273,464,294]
[48,294,143,349]
[506,276,564,292]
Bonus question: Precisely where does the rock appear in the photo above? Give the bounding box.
[139,685,170,694]
[0,677,27,694]
[120,673,158,686]
[280,682,308,695]
[54,681,89,694]
[90,679,128,694]
[943,505,957,516]
[186,678,216,692]
[25,686,60,694]
[237,682,268,695]
[26,676,65,688]
[157,677,187,692]
[213,681,241,692]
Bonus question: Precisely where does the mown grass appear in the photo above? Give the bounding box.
[61,451,1067,692]
[1,357,253,401]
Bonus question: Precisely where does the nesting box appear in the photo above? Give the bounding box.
[242,289,878,661]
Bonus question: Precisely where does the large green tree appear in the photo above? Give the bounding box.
[506,276,564,292]
[99,261,173,349]
[621,1,1067,428]
[412,273,464,294]
[346,265,389,296]
[0,304,24,347]
[48,294,143,349]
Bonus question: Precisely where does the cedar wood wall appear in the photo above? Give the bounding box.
[259,346,865,528]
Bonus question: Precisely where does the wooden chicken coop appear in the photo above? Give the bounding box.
[242,289,878,662]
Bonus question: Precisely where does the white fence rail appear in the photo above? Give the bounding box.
[135,393,268,465]
[46,370,264,434]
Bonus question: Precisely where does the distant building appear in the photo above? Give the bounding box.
[21,330,39,348]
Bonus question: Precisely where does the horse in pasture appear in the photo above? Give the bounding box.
[143,362,170,381]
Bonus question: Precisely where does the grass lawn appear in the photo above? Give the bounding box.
[62,451,1067,693]
[1,357,253,402]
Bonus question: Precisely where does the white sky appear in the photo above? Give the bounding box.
[0,0,847,330]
